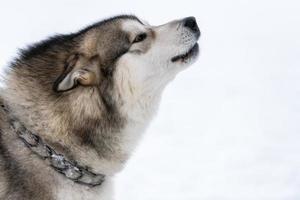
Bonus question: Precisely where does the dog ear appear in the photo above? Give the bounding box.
[53,54,99,92]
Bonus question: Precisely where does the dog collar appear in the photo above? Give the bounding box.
[0,104,105,187]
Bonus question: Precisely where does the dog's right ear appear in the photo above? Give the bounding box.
[53,54,99,92]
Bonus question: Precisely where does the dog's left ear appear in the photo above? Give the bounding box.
[53,54,99,92]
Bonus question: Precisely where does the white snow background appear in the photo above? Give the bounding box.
[0,0,300,199]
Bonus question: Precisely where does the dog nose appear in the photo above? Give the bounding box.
[183,17,200,36]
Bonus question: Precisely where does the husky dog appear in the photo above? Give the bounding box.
[0,15,200,200]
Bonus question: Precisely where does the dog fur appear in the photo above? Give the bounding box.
[0,15,200,200]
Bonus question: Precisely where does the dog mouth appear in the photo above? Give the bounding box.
[171,43,199,63]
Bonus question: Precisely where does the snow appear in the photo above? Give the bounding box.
[1,0,300,199]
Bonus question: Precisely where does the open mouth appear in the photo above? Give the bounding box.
[171,43,199,63]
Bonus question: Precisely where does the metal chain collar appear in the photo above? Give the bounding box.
[0,104,105,187]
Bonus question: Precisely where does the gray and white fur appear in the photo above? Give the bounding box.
[0,15,200,200]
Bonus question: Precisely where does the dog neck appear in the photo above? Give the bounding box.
[0,103,106,187]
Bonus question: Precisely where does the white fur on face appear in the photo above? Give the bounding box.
[116,19,199,106]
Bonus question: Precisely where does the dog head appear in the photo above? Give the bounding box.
[51,15,200,115]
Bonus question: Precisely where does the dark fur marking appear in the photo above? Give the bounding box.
[15,15,138,67]
[17,34,77,62]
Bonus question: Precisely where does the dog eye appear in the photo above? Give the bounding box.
[133,33,147,43]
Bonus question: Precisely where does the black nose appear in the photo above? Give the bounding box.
[183,17,200,36]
